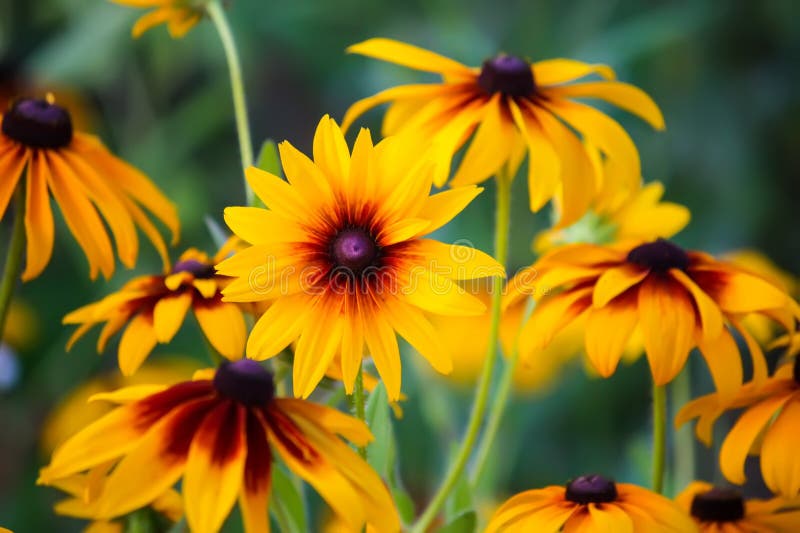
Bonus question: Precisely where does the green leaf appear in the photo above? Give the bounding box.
[365,381,394,478]
[269,464,307,533]
[437,511,477,533]
[392,486,416,526]
[444,469,474,521]
[257,140,282,176]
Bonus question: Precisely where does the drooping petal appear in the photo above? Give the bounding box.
[22,152,56,280]
[593,264,649,307]
[239,410,272,533]
[670,268,724,341]
[152,292,192,343]
[363,307,403,401]
[276,399,373,447]
[760,399,800,497]
[194,300,246,361]
[584,292,638,377]
[346,38,473,76]
[292,299,344,398]
[532,59,616,86]
[696,327,743,404]
[518,287,593,357]
[118,312,158,376]
[246,294,314,360]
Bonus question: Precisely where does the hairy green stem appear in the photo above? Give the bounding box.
[206,0,255,205]
[0,186,26,340]
[652,383,667,494]
[411,171,512,533]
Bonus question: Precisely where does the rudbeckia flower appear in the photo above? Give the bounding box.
[38,359,400,533]
[343,38,664,225]
[506,238,800,400]
[676,481,800,532]
[64,241,246,375]
[676,358,800,498]
[49,468,183,532]
[110,0,203,38]
[0,97,178,281]
[218,115,504,400]
[485,474,696,532]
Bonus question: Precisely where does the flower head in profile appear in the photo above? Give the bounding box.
[506,239,800,401]
[218,116,504,400]
[343,38,664,225]
[486,474,696,532]
[677,357,800,498]
[39,359,400,533]
[0,96,179,280]
[110,0,204,39]
[534,145,690,253]
[64,240,246,375]
[676,481,800,532]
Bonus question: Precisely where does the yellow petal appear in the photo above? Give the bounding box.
[417,186,482,234]
[584,294,638,378]
[545,81,665,130]
[152,292,192,343]
[670,268,724,341]
[696,327,742,404]
[293,300,344,398]
[313,115,350,190]
[761,399,800,497]
[131,8,174,38]
[118,313,158,376]
[194,302,246,361]
[363,308,403,401]
[223,207,307,245]
[532,58,616,86]
[346,38,472,75]
[276,399,373,447]
[593,264,648,307]
[22,153,55,281]
[247,294,313,360]
[403,239,505,281]
[398,271,486,317]
[382,295,452,374]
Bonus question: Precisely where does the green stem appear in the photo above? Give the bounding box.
[411,171,512,533]
[206,0,255,206]
[469,345,519,488]
[0,185,26,340]
[349,365,367,459]
[652,383,667,494]
[672,365,694,492]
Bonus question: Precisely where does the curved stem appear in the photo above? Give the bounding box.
[652,383,667,494]
[349,365,367,459]
[469,345,519,488]
[411,171,512,533]
[206,0,255,205]
[0,185,26,339]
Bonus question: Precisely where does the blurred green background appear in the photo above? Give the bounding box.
[1,0,799,530]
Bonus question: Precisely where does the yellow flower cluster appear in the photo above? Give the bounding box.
[0,2,794,532]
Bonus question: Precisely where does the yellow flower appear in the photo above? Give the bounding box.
[343,38,664,225]
[676,481,800,532]
[49,468,183,532]
[41,358,201,454]
[534,144,690,252]
[110,0,204,39]
[676,358,800,498]
[0,97,178,281]
[506,239,799,401]
[485,474,696,532]
[3,299,39,351]
[218,115,504,401]
[39,360,399,533]
[64,240,247,375]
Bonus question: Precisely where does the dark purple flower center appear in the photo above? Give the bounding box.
[331,228,379,275]
[172,259,216,279]
[213,360,275,407]
[2,98,73,148]
[690,487,745,522]
[627,238,690,272]
[565,474,618,504]
[477,55,536,97]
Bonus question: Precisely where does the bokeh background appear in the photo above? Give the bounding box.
[1,0,799,530]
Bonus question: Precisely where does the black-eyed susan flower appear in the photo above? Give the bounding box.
[110,0,203,38]
[485,474,696,532]
[343,38,664,225]
[64,241,246,375]
[677,358,800,498]
[49,468,183,532]
[39,359,400,533]
[506,239,800,401]
[534,145,690,253]
[218,115,504,401]
[676,481,800,532]
[0,96,178,281]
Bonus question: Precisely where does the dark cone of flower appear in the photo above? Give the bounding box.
[690,487,745,522]
[478,55,535,97]
[565,474,618,504]
[2,98,73,148]
[214,360,275,407]
[332,228,379,275]
[627,238,690,272]
[173,259,216,279]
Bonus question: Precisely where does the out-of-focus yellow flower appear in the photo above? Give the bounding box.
[507,239,800,402]
[41,358,201,454]
[486,474,696,532]
[534,145,690,253]
[3,299,38,351]
[0,96,179,281]
[343,38,664,226]
[39,360,400,533]
[218,115,503,401]
[677,358,800,498]
[676,481,800,532]
[110,0,204,39]
[64,240,248,376]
